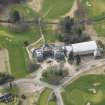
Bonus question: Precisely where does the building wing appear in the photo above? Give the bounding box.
[72,41,98,55]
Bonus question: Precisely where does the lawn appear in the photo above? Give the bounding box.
[45,32,59,43]
[0,4,41,78]
[48,101,57,105]
[38,88,52,105]
[82,0,105,18]
[62,75,105,105]
[94,20,105,37]
[10,4,38,19]
[41,66,68,85]
[0,25,40,78]
[82,0,105,37]
[43,27,59,43]
[41,0,74,19]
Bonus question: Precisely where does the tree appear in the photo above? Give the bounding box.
[0,4,4,13]
[9,82,13,89]
[76,27,82,36]
[9,20,29,33]
[24,41,29,47]
[58,13,91,44]
[50,93,56,101]
[27,62,40,73]
[97,40,105,49]
[68,51,74,64]
[0,0,22,5]
[21,94,26,100]
[42,72,48,78]
[0,73,14,85]
[59,16,74,33]
[10,10,21,22]
[0,0,26,14]
[68,51,74,60]
[75,55,81,65]
[59,70,63,76]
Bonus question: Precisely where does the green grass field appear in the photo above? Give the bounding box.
[10,4,38,19]
[0,26,40,78]
[94,20,105,37]
[0,5,40,78]
[82,0,105,37]
[62,75,105,105]
[48,101,57,105]
[43,27,59,43]
[41,0,74,19]
[38,88,52,105]
[82,0,105,18]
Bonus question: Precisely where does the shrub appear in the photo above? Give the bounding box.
[0,73,14,85]
[42,66,69,85]
[27,62,40,73]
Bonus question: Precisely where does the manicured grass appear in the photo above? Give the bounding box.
[42,75,63,85]
[10,4,38,19]
[45,33,58,43]
[38,88,52,105]
[82,0,105,37]
[94,20,105,37]
[94,21,105,37]
[62,75,105,105]
[0,4,40,78]
[82,0,105,18]
[48,101,57,105]
[0,26,40,78]
[42,66,68,85]
[44,28,59,43]
[41,0,74,19]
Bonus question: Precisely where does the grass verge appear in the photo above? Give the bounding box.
[62,75,105,105]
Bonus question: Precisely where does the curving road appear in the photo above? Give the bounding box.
[0,58,105,105]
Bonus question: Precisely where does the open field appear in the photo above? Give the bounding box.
[0,49,10,74]
[10,4,38,19]
[48,101,56,105]
[0,25,40,78]
[62,75,105,105]
[82,0,105,18]
[94,20,105,37]
[38,88,52,105]
[27,0,43,12]
[41,0,74,19]
[44,29,59,43]
[82,0,105,37]
[0,4,41,78]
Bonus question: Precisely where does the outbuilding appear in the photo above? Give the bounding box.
[72,41,98,56]
[33,48,44,61]
[53,46,65,60]
[64,41,101,57]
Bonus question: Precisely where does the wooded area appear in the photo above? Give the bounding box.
[0,0,25,12]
